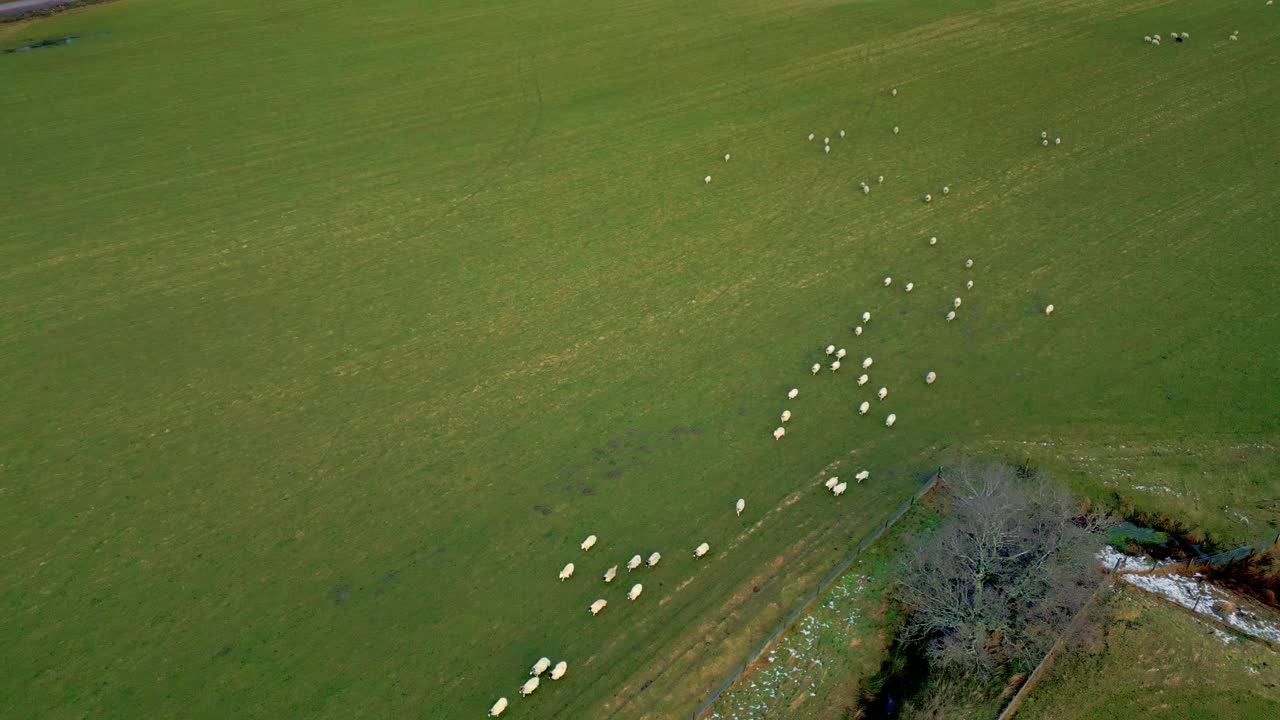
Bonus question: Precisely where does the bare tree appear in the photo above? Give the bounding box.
[898,462,1103,676]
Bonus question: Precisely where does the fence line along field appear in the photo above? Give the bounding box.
[2,1,1278,718]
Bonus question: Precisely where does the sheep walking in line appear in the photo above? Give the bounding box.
[824,477,840,490]
[862,184,870,195]
[581,535,597,551]
[877,387,888,401]
[808,133,815,141]
[835,348,847,359]
[559,563,575,581]
[824,137,830,144]
[1045,304,1055,316]
[830,360,842,373]
[825,145,831,155]
[878,175,885,184]
[924,193,932,203]
[855,325,863,336]
[891,88,898,96]
[550,661,568,680]
[604,565,617,583]
[965,258,974,269]
[840,130,846,138]
[929,236,938,246]
[788,387,799,400]
[1042,139,1049,146]
[736,498,745,516]
[627,554,642,571]
[812,363,821,375]
[858,374,869,386]
[905,282,914,292]
[1054,137,1061,145]
[826,344,836,355]
[1041,131,1048,139]
[647,552,661,567]
[704,175,712,184]
[946,310,956,322]
[781,410,792,423]
[893,126,900,135]
[589,599,607,616]
[954,297,962,308]
[724,153,731,161]
[862,311,872,323]
[628,584,644,601]
[885,414,897,427]
[858,401,870,415]
[694,542,710,558]
[926,371,937,385]
[942,186,950,195]
[531,657,551,676]
[862,357,874,369]
[832,482,848,496]
[774,426,786,440]
[855,470,870,482]
[488,697,508,717]
[520,677,540,696]
[884,276,893,287]
[966,280,974,290]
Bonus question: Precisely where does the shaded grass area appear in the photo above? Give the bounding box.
[1018,586,1280,720]
[1,0,1279,718]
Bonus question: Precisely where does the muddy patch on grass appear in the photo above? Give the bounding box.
[556,424,709,492]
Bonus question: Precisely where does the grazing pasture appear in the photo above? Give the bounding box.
[1,0,1278,718]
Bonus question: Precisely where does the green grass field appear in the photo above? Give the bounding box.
[1018,586,1280,720]
[3,1,1279,718]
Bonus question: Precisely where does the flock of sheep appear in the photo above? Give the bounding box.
[487,78,1074,718]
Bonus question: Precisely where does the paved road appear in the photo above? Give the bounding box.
[1,0,86,17]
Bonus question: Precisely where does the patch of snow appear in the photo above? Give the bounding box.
[1132,484,1181,497]
[1122,573,1280,645]
[1098,546,1156,573]
[1212,628,1236,645]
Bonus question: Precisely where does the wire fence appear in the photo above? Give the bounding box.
[690,472,942,720]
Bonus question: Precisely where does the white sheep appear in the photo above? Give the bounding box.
[589,599,607,616]
[924,193,932,203]
[604,565,617,583]
[840,130,846,138]
[1042,139,1049,146]
[735,498,745,516]
[858,401,870,415]
[774,426,786,440]
[891,88,898,96]
[647,552,661,567]
[884,277,892,287]
[1041,131,1048,139]
[694,542,710,558]
[929,236,937,246]
[1181,32,1189,39]
[808,133,815,141]
[862,185,870,195]
[857,374,868,386]
[531,657,551,676]
[830,360,841,372]
[855,470,870,482]
[559,563,575,581]
[627,554,642,571]
[1152,38,1160,45]
[885,413,897,427]
[627,584,643,601]
[1153,34,1161,41]
[832,482,848,496]
[893,126,900,135]
[965,258,974,269]
[954,297,962,308]
[942,186,950,194]
[926,371,937,385]
[862,311,871,323]
[835,348,847,359]
[788,388,799,400]
[966,280,974,290]
[581,535,597,551]
[812,363,821,375]
[878,175,885,184]
[862,357,873,369]
[550,661,568,680]
[520,677,540,696]
[781,410,792,423]
[1045,304,1055,316]
[488,697,508,717]
[905,282,914,292]
[824,145,831,155]
[705,175,712,184]
[824,477,840,490]
[824,137,830,144]
[825,344,836,355]
[877,387,888,401]
[855,326,863,336]
[946,310,956,322]
[1144,35,1152,43]
[1054,138,1061,145]
[724,153,731,162]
